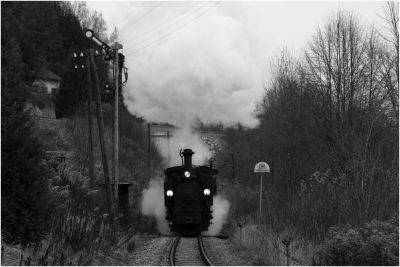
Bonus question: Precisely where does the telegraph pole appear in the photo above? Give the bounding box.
[89,49,114,221]
[147,123,151,180]
[112,42,122,213]
[85,52,95,188]
[84,29,126,221]
[74,51,95,188]
[167,131,171,165]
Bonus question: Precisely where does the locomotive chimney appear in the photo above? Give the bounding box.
[182,148,194,170]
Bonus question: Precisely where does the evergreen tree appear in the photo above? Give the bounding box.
[1,4,53,245]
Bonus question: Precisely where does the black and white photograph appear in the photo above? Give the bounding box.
[1,0,399,265]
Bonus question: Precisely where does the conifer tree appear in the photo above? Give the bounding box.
[1,5,53,245]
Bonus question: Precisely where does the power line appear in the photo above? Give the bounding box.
[113,2,145,29]
[124,1,220,56]
[122,2,212,50]
[118,2,163,35]
[125,1,220,56]
[123,2,212,49]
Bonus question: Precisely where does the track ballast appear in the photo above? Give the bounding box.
[169,235,213,266]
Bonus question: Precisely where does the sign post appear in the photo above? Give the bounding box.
[254,162,270,227]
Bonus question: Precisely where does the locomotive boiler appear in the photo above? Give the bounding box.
[164,148,217,236]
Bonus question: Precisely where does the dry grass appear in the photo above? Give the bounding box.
[230,220,316,266]
[1,230,137,266]
[0,160,138,266]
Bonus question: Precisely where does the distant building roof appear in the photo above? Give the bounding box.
[35,68,62,82]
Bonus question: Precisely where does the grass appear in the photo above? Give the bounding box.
[1,234,136,266]
[1,213,140,266]
[230,220,316,265]
[1,104,162,266]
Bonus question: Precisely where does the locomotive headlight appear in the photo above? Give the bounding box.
[203,188,211,196]
[184,171,191,178]
[166,190,173,197]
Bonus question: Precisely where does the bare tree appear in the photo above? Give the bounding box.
[377,1,399,125]
[109,26,119,44]
[305,11,369,172]
[304,10,398,222]
[69,1,108,39]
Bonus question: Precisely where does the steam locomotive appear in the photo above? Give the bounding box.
[164,149,217,236]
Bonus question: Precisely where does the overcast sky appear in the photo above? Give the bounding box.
[87,1,385,58]
[86,1,388,127]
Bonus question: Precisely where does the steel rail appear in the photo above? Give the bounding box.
[169,235,213,266]
[169,236,180,266]
[198,235,213,266]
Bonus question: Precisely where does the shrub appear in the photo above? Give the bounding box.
[39,166,119,264]
[1,110,54,246]
[313,214,399,265]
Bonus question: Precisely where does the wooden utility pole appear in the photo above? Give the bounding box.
[89,49,114,220]
[231,153,236,183]
[167,131,170,165]
[74,51,95,187]
[112,42,122,212]
[85,52,95,188]
[147,123,151,180]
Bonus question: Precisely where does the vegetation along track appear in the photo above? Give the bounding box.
[169,235,213,266]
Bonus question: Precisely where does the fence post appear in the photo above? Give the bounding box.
[281,236,294,266]
[286,242,290,265]
[237,221,244,242]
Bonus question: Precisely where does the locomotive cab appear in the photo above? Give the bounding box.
[164,148,217,236]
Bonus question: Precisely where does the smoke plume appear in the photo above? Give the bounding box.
[123,8,262,129]
[141,178,171,234]
[203,195,231,236]
[141,179,230,236]
[157,125,212,167]
[130,6,240,236]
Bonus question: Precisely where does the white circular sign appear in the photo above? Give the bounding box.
[254,162,270,173]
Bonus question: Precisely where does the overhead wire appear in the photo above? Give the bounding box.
[118,1,163,35]
[126,1,220,56]
[118,2,162,34]
[124,1,221,56]
[112,1,145,29]
[121,2,209,46]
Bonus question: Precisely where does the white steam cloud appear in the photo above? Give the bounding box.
[141,178,171,234]
[131,5,239,236]
[123,8,261,128]
[157,125,212,166]
[141,178,230,236]
[203,195,230,236]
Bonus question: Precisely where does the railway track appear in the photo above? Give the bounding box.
[169,235,213,266]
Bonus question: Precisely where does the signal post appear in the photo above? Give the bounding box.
[254,161,270,227]
[84,29,126,222]
[112,42,123,214]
